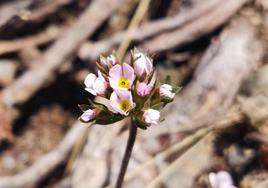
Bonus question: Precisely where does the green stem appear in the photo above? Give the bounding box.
[115,120,137,188]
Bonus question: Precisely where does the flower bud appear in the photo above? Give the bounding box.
[80,109,96,122]
[133,52,153,77]
[107,54,116,66]
[136,82,152,96]
[209,171,237,188]
[143,109,160,125]
[85,71,107,95]
[159,84,175,99]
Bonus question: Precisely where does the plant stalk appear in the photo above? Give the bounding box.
[115,120,137,188]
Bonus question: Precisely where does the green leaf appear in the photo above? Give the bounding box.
[151,102,164,110]
[95,112,124,125]
[132,116,147,130]
[78,104,91,112]
[173,86,182,93]
[136,123,147,130]
[94,96,117,113]
[164,75,172,85]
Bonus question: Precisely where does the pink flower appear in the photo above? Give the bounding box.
[143,109,160,125]
[134,52,153,76]
[110,90,136,116]
[80,109,96,122]
[109,63,135,90]
[209,171,237,188]
[136,82,152,96]
[85,71,107,95]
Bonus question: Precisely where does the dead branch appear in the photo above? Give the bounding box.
[26,0,76,22]
[0,121,87,188]
[0,24,67,55]
[0,0,32,28]
[142,0,250,52]
[149,17,264,137]
[79,0,249,60]
[0,0,122,109]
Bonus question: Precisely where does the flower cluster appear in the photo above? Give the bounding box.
[79,49,180,128]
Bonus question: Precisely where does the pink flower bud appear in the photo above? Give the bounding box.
[143,109,160,125]
[133,53,153,76]
[80,109,96,122]
[136,82,152,96]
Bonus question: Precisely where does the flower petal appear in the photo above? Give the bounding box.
[122,63,135,86]
[108,77,119,90]
[84,73,96,88]
[109,64,122,79]
[145,56,153,74]
[80,109,95,122]
[85,88,96,95]
[93,78,107,95]
[97,71,105,81]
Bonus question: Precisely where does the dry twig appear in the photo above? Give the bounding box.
[0,0,122,109]
[0,122,86,188]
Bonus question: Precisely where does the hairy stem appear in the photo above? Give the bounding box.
[115,120,137,188]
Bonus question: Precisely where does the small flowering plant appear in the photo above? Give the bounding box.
[79,48,180,187]
[79,49,180,129]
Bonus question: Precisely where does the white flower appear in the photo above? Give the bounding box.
[143,109,160,125]
[84,71,107,95]
[159,84,175,99]
[209,171,237,188]
[80,109,96,122]
[133,52,153,76]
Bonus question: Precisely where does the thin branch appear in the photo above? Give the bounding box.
[122,110,242,184]
[116,0,151,61]
[0,0,122,110]
[142,0,250,52]
[0,24,67,55]
[64,123,94,175]
[79,0,249,61]
[0,121,86,188]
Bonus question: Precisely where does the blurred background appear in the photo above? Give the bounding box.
[0,0,267,187]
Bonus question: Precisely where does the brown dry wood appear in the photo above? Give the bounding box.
[0,121,87,188]
[142,0,250,52]
[0,0,32,28]
[79,0,249,60]
[26,0,76,22]
[148,17,264,137]
[0,0,122,109]
[0,0,217,56]
[0,24,67,55]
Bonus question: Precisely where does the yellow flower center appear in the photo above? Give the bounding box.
[117,77,129,88]
[118,100,130,112]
